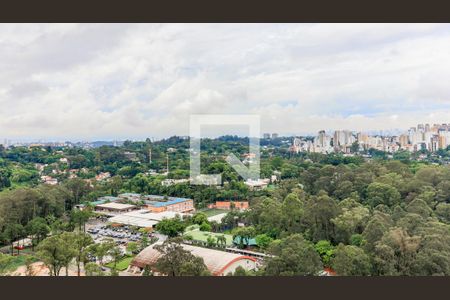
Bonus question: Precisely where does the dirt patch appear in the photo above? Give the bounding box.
[8,262,84,276]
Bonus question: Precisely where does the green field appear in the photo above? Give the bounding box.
[0,254,38,274]
[266,184,277,191]
[184,227,233,246]
[198,208,228,217]
[106,255,134,271]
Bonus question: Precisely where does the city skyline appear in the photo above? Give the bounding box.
[1,24,450,140]
[2,122,448,145]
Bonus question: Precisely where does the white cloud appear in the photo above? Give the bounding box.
[0,23,450,141]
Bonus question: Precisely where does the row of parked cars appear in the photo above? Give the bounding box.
[87,225,144,242]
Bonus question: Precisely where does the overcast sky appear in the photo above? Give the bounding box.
[1,23,450,141]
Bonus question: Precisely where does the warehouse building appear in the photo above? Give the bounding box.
[108,209,188,228]
[94,203,137,215]
[144,196,194,213]
[208,201,249,211]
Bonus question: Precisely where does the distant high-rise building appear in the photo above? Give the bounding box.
[271,133,279,139]
[438,135,447,149]
[430,135,439,152]
[312,130,332,153]
[317,130,327,147]
[417,124,425,132]
[357,132,369,144]
[263,133,271,139]
[399,134,409,147]
[333,130,353,148]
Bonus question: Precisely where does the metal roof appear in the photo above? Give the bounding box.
[150,198,191,207]
[95,203,136,210]
[131,243,257,275]
[108,210,186,227]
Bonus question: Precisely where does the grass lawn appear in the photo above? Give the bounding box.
[184,228,234,246]
[266,184,277,191]
[198,208,228,217]
[0,254,38,273]
[106,255,134,271]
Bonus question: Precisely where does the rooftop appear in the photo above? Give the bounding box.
[95,203,136,210]
[144,196,192,207]
[108,209,187,227]
[119,193,141,198]
[131,243,256,275]
[98,196,120,202]
[233,236,257,246]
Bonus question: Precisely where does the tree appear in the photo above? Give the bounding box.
[107,176,124,196]
[366,182,401,207]
[264,234,323,276]
[232,266,248,276]
[192,212,208,225]
[281,193,304,233]
[3,223,25,255]
[255,234,273,251]
[0,167,12,190]
[141,235,150,249]
[350,234,364,247]
[373,227,421,275]
[64,178,92,209]
[396,213,426,237]
[314,240,335,267]
[0,253,14,275]
[25,256,37,276]
[436,181,450,203]
[199,222,212,232]
[70,208,92,232]
[130,173,150,193]
[26,217,50,251]
[59,232,78,276]
[410,221,450,275]
[435,203,450,223]
[334,180,355,200]
[96,238,116,265]
[415,166,443,186]
[216,235,227,248]
[405,198,432,218]
[303,193,339,242]
[362,212,393,253]
[393,150,411,163]
[250,198,284,238]
[154,240,210,276]
[73,232,94,276]
[36,233,77,276]
[350,141,360,154]
[331,244,371,275]
[155,216,186,237]
[206,236,216,248]
[84,262,104,276]
[142,265,153,276]
[108,245,122,273]
[126,241,139,255]
[332,202,370,244]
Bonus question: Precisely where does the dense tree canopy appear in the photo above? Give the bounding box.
[1,137,450,276]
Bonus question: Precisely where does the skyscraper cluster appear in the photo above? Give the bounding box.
[289,123,450,154]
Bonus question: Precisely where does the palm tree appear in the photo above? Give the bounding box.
[217,235,227,248]
[108,246,122,271]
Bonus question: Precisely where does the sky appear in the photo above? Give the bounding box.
[1,23,450,141]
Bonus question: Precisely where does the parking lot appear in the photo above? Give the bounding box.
[87,225,151,244]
